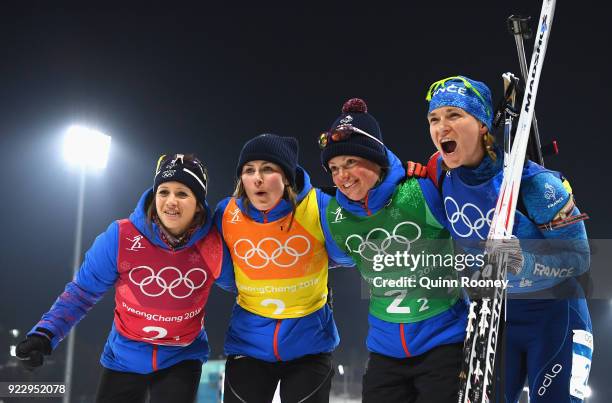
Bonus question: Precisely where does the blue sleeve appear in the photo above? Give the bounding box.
[417,177,448,229]
[316,189,356,268]
[29,221,119,349]
[521,171,572,224]
[213,199,238,293]
[520,173,590,278]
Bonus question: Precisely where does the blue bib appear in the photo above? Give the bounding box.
[441,161,566,293]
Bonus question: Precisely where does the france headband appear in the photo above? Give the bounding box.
[426,75,494,131]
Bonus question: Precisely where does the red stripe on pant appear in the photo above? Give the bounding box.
[152,345,158,371]
[400,324,411,357]
[273,320,283,361]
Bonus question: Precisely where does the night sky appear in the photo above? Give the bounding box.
[1,2,610,401]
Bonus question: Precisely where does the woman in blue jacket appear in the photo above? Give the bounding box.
[215,134,352,403]
[424,75,593,402]
[16,154,235,403]
[319,99,468,403]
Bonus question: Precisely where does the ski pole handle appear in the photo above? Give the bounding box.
[507,15,545,166]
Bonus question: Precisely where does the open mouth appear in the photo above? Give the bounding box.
[342,181,357,190]
[164,211,180,218]
[441,139,457,154]
[255,191,267,197]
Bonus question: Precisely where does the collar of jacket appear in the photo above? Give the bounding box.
[129,187,213,250]
[234,166,312,223]
[455,145,504,186]
[335,148,405,217]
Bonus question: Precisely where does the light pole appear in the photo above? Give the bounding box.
[8,329,20,359]
[62,125,111,403]
[338,364,348,401]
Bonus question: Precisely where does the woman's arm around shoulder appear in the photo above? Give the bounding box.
[213,198,238,293]
[316,188,355,268]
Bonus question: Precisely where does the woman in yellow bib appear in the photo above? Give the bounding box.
[214,134,353,403]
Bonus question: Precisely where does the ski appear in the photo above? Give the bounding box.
[490,0,555,239]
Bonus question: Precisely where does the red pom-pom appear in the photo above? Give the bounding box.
[342,98,368,114]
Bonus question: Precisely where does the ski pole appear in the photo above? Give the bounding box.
[508,15,545,166]
[501,72,519,173]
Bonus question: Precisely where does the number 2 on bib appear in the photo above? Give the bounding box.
[261,299,286,314]
[142,326,168,340]
[384,290,429,314]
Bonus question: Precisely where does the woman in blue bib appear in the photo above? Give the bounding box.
[424,75,593,402]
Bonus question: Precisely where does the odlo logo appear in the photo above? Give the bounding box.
[538,363,563,396]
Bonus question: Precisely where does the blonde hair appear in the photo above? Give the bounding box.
[233,175,298,231]
[483,132,497,161]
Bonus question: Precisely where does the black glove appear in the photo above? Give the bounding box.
[16,331,53,370]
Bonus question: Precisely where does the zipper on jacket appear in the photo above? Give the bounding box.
[399,324,411,358]
[361,193,373,216]
[273,320,282,361]
[261,197,284,224]
[152,345,159,371]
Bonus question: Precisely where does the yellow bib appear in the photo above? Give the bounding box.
[222,189,329,318]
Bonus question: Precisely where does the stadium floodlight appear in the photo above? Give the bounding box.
[63,125,111,169]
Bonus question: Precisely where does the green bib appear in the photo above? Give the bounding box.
[327,179,459,323]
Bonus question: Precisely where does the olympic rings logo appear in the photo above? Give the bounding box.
[161,169,176,178]
[128,266,208,299]
[345,221,422,262]
[444,197,495,240]
[233,235,311,269]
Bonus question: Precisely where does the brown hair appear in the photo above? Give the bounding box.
[375,165,388,186]
[233,173,298,232]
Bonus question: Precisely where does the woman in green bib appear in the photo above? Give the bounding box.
[319,98,468,403]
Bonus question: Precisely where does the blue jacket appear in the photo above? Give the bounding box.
[214,167,353,362]
[435,149,590,293]
[333,149,468,358]
[28,188,235,374]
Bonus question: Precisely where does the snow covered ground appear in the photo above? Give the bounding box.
[270,384,360,402]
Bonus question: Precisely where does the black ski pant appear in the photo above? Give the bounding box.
[95,359,202,403]
[223,353,334,403]
[362,343,463,403]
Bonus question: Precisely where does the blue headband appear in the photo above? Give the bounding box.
[426,75,493,131]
